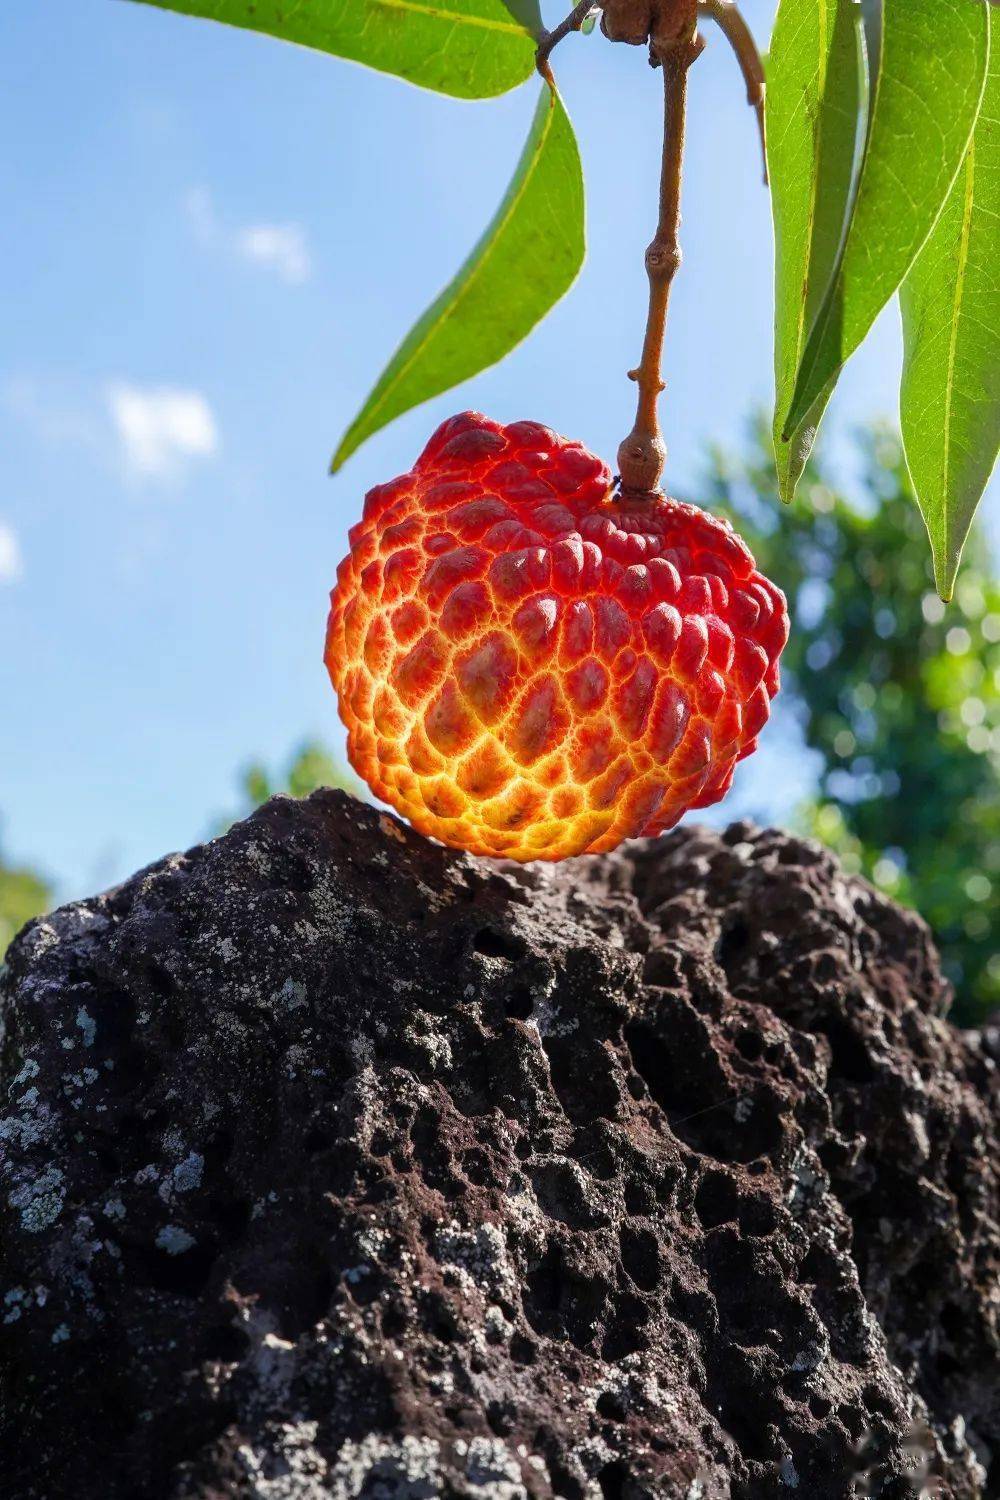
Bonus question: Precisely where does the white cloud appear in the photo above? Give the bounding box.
[107,384,218,479]
[234,223,312,284]
[184,187,312,284]
[0,522,23,584]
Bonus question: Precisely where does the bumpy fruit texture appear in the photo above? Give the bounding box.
[326,412,788,862]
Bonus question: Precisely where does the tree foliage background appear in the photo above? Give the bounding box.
[0,839,50,961]
[704,421,999,1027]
[223,741,360,827]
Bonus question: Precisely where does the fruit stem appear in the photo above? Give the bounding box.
[617,28,704,498]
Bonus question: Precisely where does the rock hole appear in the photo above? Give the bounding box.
[596,1391,627,1422]
[618,1225,660,1292]
[134,1238,218,1297]
[381,1303,407,1339]
[523,1243,601,1351]
[268,846,316,895]
[939,1300,966,1346]
[282,1260,335,1337]
[105,1042,162,1097]
[422,1292,457,1345]
[568,1127,617,1181]
[738,1193,779,1237]
[601,1316,646,1363]
[487,1400,516,1437]
[473,928,524,962]
[597,1460,628,1500]
[347,1270,381,1307]
[198,1320,250,1363]
[203,1128,235,1169]
[694,1171,740,1229]
[625,1018,713,1139]
[461,1147,494,1186]
[625,1071,645,1100]
[547,1456,585,1500]
[624,1180,654,1216]
[209,1196,251,1241]
[524,1247,562,1330]
[94,1144,121,1175]
[985,1449,1000,1498]
[510,1333,537,1366]
[836,1403,867,1441]
[505,985,534,1020]
[543,1035,620,1124]
[734,1025,763,1062]
[409,1111,458,1194]
[715,919,750,973]
[823,1017,876,1085]
[303,1126,333,1154]
[708,1373,777,1462]
[670,1281,715,1335]
[86,986,137,1056]
[860,1384,897,1421]
[144,961,174,1000]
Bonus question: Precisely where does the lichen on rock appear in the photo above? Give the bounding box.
[1,791,997,1498]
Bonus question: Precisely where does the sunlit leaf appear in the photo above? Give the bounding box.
[784,0,990,439]
[900,17,999,600]
[331,83,584,471]
[130,0,536,99]
[766,0,862,502]
[498,0,543,38]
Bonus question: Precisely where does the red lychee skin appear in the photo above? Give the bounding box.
[326,412,788,862]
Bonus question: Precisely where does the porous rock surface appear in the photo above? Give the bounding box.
[1,790,997,1500]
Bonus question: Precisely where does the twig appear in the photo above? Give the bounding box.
[617,30,704,496]
[536,1,599,87]
[698,0,767,183]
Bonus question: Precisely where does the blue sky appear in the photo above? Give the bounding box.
[2,0,995,900]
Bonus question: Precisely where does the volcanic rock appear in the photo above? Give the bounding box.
[1,791,997,1498]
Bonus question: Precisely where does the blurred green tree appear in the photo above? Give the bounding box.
[1,837,50,961]
[224,738,363,827]
[701,420,999,1026]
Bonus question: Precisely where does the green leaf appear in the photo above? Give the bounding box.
[784,0,991,440]
[498,0,543,39]
[900,17,999,600]
[767,0,863,502]
[331,83,584,471]
[130,0,536,99]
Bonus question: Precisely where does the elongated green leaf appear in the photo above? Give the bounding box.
[131,0,536,99]
[900,19,999,600]
[784,0,990,439]
[767,0,862,502]
[331,83,584,471]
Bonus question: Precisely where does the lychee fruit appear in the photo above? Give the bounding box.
[326,411,788,862]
